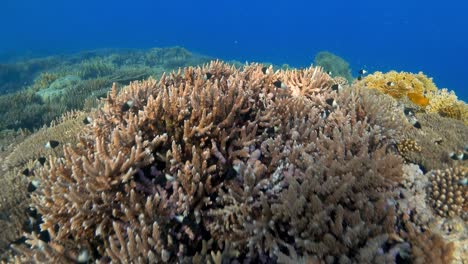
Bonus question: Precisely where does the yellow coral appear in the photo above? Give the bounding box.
[362,71,468,124]
[425,88,468,124]
[362,71,437,103]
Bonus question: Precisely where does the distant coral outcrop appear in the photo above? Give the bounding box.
[314,51,353,82]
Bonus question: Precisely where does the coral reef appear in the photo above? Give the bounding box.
[403,218,455,264]
[0,168,29,260]
[0,129,32,260]
[360,71,468,124]
[360,71,437,103]
[314,51,353,82]
[7,61,460,263]
[35,75,82,101]
[75,60,116,79]
[397,138,422,161]
[396,164,467,263]
[0,47,214,131]
[0,111,91,261]
[3,111,87,170]
[425,88,468,124]
[0,56,63,95]
[428,166,467,218]
[401,112,468,172]
[31,72,64,92]
[0,89,69,131]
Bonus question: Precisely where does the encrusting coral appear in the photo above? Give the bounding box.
[400,112,468,172]
[9,62,457,263]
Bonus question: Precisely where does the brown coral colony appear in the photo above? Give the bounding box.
[429,166,467,218]
[5,61,463,263]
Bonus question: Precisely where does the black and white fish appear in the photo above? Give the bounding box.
[121,100,134,112]
[204,72,213,80]
[45,140,60,149]
[273,80,287,89]
[83,116,93,125]
[358,69,367,75]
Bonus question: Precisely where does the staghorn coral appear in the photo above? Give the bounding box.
[3,110,88,170]
[0,168,29,261]
[428,166,467,218]
[9,62,456,263]
[402,216,455,264]
[0,130,32,261]
[0,111,92,260]
[0,47,214,131]
[75,59,116,79]
[206,85,405,262]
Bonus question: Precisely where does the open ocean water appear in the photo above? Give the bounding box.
[0,0,467,100]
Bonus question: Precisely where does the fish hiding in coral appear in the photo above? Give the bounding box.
[44,140,60,149]
[272,80,287,89]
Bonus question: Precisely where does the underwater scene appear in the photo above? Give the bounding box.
[0,0,467,263]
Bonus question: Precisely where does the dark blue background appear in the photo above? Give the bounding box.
[1,0,466,100]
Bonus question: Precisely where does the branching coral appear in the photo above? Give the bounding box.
[402,217,455,264]
[10,62,456,263]
[3,110,88,170]
[0,168,29,260]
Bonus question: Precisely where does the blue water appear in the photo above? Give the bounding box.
[1,0,467,100]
